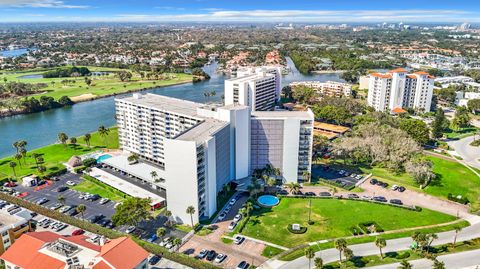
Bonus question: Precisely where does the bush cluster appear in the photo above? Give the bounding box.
[287,224,307,234]
[358,221,384,234]
[448,193,469,205]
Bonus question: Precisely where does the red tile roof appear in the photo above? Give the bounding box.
[371,73,392,79]
[65,234,102,252]
[388,68,407,73]
[98,237,149,269]
[414,71,430,75]
[392,107,407,114]
[93,260,112,269]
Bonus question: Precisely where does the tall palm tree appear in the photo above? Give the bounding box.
[314,257,323,269]
[70,137,77,146]
[12,141,20,154]
[172,238,182,248]
[76,204,86,219]
[14,153,22,167]
[334,239,347,263]
[156,227,166,240]
[164,210,173,227]
[32,153,40,167]
[343,248,354,263]
[375,237,387,259]
[245,202,253,218]
[452,226,462,247]
[304,247,315,269]
[286,182,300,194]
[58,133,68,147]
[9,161,17,178]
[397,260,413,269]
[432,259,446,269]
[98,126,110,146]
[427,233,438,253]
[186,206,195,228]
[302,171,311,183]
[84,133,91,147]
[58,195,66,205]
[19,148,27,165]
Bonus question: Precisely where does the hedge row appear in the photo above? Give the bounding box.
[0,192,221,269]
[448,193,469,205]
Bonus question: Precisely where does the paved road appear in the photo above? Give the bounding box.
[272,218,480,269]
[448,136,480,169]
[368,249,480,269]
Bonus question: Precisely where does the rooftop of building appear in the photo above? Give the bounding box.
[175,118,229,143]
[116,93,203,118]
[0,210,31,232]
[313,121,350,134]
[0,231,148,269]
[252,109,313,119]
[226,72,274,83]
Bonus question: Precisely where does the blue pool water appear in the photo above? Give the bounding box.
[257,195,280,207]
[96,154,112,163]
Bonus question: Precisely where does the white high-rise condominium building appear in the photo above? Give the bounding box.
[225,66,281,111]
[115,93,313,224]
[367,68,434,112]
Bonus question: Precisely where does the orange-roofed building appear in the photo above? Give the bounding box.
[0,231,149,269]
[367,68,434,113]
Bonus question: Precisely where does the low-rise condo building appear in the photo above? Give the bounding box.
[0,210,32,254]
[290,81,352,97]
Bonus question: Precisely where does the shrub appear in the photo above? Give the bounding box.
[396,251,411,259]
[470,139,480,147]
[43,167,67,179]
[82,158,97,167]
[287,224,307,234]
[349,226,364,236]
[448,193,469,205]
[358,221,384,234]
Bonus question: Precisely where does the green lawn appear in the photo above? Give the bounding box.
[242,198,457,248]
[444,126,479,139]
[71,175,127,202]
[0,127,118,181]
[0,67,192,101]
[328,155,480,211]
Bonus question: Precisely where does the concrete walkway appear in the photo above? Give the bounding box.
[447,135,480,170]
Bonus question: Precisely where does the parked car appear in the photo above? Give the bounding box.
[99,198,110,204]
[206,250,217,261]
[88,214,104,224]
[147,234,158,243]
[339,170,345,175]
[233,214,242,223]
[50,203,63,210]
[59,205,74,214]
[3,182,16,187]
[159,237,171,247]
[125,226,136,234]
[88,194,101,201]
[218,212,227,221]
[347,194,359,199]
[36,198,49,205]
[98,219,112,228]
[355,175,363,180]
[214,253,227,263]
[234,235,245,245]
[390,199,403,205]
[236,261,249,269]
[229,198,237,206]
[197,249,208,259]
[228,222,237,230]
[56,186,69,192]
[304,192,316,196]
[9,208,22,215]
[391,185,399,191]
[373,196,387,202]
[369,179,378,185]
[148,255,161,265]
[319,192,332,197]
[66,181,76,186]
[398,186,406,192]
[72,229,85,236]
[362,195,372,200]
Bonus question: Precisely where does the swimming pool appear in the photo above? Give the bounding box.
[257,195,280,207]
[96,154,112,163]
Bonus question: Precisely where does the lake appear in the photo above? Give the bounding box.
[0,57,343,158]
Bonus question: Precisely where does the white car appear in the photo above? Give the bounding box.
[165,241,174,249]
[234,235,245,245]
[66,181,76,186]
[214,253,227,263]
[218,212,227,221]
[50,203,62,210]
[229,198,236,206]
[99,198,110,205]
[362,195,372,200]
[125,226,136,234]
[159,237,171,247]
[228,222,237,230]
[233,214,242,223]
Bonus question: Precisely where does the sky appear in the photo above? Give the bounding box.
[0,0,479,23]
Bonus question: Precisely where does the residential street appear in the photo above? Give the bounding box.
[270,217,480,269]
[367,249,480,269]
[447,135,480,169]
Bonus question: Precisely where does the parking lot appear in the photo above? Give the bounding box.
[10,173,116,221]
[312,164,363,189]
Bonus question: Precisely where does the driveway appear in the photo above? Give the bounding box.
[179,193,268,268]
[448,136,480,169]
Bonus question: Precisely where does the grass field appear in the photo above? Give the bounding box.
[0,127,118,181]
[328,155,480,211]
[72,175,127,202]
[0,66,192,101]
[242,198,456,247]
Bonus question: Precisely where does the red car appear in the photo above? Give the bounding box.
[72,229,85,236]
[16,192,29,198]
[3,182,16,187]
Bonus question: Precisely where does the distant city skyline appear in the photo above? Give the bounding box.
[0,0,479,23]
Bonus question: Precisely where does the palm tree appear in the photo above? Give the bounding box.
[9,161,17,178]
[12,141,20,154]
[37,165,46,174]
[286,182,300,194]
[452,226,462,247]
[165,210,173,227]
[397,260,413,269]
[76,204,86,219]
[98,125,110,146]
[70,137,77,146]
[19,148,27,165]
[245,202,254,218]
[84,133,91,147]
[304,247,315,269]
[31,153,39,167]
[343,248,354,263]
[375,237,387,259]
[334,239,347,263]
[432,259,446,269]
[58,195,66,205]
[58,132,68,147]
[314,257,323,269]
[411,231,421,250]
[186,206,195,228]
[427,233,438,253]
[172,238,182,248]
[156,227,166,240]
[14,153,22,167]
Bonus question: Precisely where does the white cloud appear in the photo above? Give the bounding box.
[0,0,89,8]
